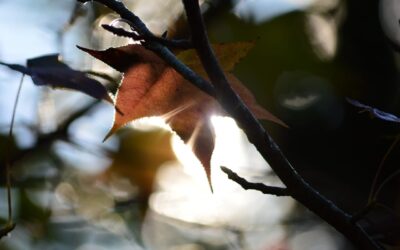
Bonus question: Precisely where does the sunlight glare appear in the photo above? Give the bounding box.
[160,101,195,122]
[170,115,252,190]
[148,115,293,231]
[170,115,275,190]
[127,116,172,132]
[171,130,209,188]
[211,115,245,168]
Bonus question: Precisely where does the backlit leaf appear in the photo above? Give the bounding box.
[79,43,286,189]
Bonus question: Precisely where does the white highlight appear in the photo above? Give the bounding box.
[282,94,319,110]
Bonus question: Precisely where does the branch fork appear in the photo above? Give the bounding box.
[78,0,383,249]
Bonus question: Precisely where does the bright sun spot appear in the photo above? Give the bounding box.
[170,115,247,190]
[130,115,275,190]
[147,115,293,231]
[127,116,172,132]
[171,134,208,186]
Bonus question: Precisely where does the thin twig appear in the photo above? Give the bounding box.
[220,166,288,196]
[102,24,143,40]
[78,0,215,97]
[7,75,25,220]
[351,202,376,223]
[373,168,400,201]
[2,74,24,238]
[368,134,400,203]
[181,0,381,249]
[101,24,192,49]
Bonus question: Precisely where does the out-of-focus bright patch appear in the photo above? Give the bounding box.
[145,116,293,249]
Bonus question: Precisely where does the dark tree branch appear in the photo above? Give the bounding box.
[77,0,382,249]
[101,24,193,49]
[181,0,381,249]
[78,0,215,97]
[220,166,289,196]
[78,0,150,36]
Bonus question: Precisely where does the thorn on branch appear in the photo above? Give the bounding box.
[220,166,289,196]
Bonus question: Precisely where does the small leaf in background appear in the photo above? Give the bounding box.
[176,41,255,76]
[0,54,112,103]
[79,43,286,189]
[347,98,400,123]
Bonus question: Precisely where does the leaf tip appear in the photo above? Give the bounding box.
[275,119,289,129]
[207,175,214,193]
[103,93,115,105]
[76,45,88,52]
[76,45,96,56]
[252,105,289,128]
[103,126,118,142]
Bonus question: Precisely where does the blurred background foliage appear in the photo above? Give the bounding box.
[0,0,399,249]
